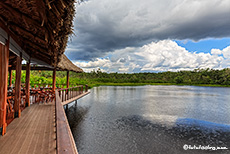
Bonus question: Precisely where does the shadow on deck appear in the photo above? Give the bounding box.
[0,103,56,154]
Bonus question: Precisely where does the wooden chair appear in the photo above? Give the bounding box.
[6,96,15,124]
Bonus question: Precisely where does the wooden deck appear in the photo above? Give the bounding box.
[62,91,90,106]
[0,103,56,154]
[0,90,90,154]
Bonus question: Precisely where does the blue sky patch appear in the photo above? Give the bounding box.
[175,38,230,54]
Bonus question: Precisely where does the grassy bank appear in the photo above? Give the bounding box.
[10,68,230,89]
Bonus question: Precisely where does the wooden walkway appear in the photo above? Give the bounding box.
[0,103,56,154]
[0,90,89,154]
[62,91,90,106]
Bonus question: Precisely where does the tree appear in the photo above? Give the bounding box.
[174,76,183,84]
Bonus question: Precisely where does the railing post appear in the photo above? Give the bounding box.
[65,90,67,101]
[73,87,76,97]
[70,88,72,99]
[66,89,68,101]
[62,90,64,102]
[72,88,73,99]
[85,85,88,92]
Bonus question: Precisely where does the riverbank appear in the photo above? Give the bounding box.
[86,82,230,88]
[16,68,230,89]
[70,68,230,88]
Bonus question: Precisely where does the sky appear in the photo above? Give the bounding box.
[66,0,230,73]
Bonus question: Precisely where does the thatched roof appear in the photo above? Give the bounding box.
[17,54,83,73]
[57,55,83,73]
[0,0,75,67]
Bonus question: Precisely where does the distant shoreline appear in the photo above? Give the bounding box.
[88,82,230,88]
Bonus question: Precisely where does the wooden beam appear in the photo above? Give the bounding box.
[1,20,51,66]
[52,68,56,92]
[0,38,9,136]
[14,53,22,118]
[25,61,30,107]
[1,19,50,55]
[0,20,23,50]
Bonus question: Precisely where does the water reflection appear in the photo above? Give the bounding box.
[116,115,230,153]
[66,86,230,154]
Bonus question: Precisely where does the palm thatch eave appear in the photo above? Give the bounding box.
[0,0,76,66]
[57,54,83,73]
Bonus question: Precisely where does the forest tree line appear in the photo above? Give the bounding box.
[10,68,230,88]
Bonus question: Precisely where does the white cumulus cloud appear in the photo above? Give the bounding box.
[74,40,229,73]
[67,0,230,60]
[222,46,230,58]
[211,49,222,55]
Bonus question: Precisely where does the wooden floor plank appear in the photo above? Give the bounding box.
[0,104,36,149]
[24,104,46,154]
[11,104,42,154]
[0,104,40,154]
[17,105,43,154]
[0,103,56,154]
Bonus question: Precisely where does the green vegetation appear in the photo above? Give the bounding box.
[10,68,230,88]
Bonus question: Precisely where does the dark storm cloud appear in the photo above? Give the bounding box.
[66,0,230,61]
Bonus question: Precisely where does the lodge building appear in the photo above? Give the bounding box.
[0,1,87,153]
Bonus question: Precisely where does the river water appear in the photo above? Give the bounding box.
[66,85,230,154]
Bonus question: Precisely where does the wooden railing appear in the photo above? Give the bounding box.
[6,85,89,125]
[57,85,88,103]
[55,90,78,154]
[29,84,77,89]
[55,85,89,153]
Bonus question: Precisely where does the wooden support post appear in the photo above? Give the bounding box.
[14,53,22,118]
[0,41,9,136]
[66,71,69,100]
[25,61,31,107]
[52,68,56,92]
[67,71,69,88]
[9,69,13,87]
